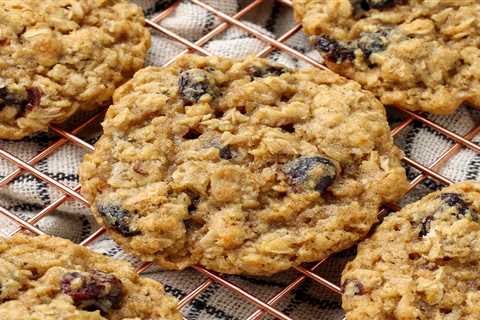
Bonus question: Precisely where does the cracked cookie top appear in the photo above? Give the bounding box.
[0,234,181,320]
[80,54,408,276]
[0,0,150,139]
[342,182,480,319]
[293,0,480,114]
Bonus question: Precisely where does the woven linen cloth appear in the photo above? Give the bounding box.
[1,1,479,319]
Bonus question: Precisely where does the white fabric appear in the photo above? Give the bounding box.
[1,1,479,319]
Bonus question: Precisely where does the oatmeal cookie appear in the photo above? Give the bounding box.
[0,0,150,139]
[0,234,181,320]
[342,182,480,319]
[79,54,408,276]
[293,0,480,114]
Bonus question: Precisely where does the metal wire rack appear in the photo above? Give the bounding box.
[0,0,479,319]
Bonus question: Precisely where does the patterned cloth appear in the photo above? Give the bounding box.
[0,1,479,319]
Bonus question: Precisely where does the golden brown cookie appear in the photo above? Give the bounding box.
[80,54,408,276]
[0,234,181,320]
[342,182,480,319]
[0,0,151,139]
[293,0,480,114]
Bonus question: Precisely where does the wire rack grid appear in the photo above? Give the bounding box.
[0,0,479,319]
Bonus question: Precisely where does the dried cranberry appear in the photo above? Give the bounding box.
[61,270,124,314]
[25,87,42,111]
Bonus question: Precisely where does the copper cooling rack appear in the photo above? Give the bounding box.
[1,1,479,319]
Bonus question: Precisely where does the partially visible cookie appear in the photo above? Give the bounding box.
[0,234,181,320]
[0,0,151,139]
[80,54,408,276]
[342,182,480,319]
[293,0,480,114]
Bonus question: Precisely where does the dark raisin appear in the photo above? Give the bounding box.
[439,193,477,220]
[0,85,42,115]
[315,175,336,193]
[186,190,200,213]
[214,109,224,118]
[365,0,396,9]
[350,0,370,12]
[283,156,337,193]
[471,210,479,222]
[183,128,202,140]
[248,64,289,78]
[341,279,365,295]
[419,215,433,237]
[359,0,370,10]
[97,205,139,236]
[178,69,214,105]
[314,36,338,55]
[219,146,233,160]
[0,86,22,110]
[0,85,25,106]
[440,193,467,216]
[237,105,247,115]
[280,123,295,133]
[0,85,8,104]
[440,308,453,314]
[408,252,421,260]
[357,31,389,60]
[61,270,123,315]
[312,36,355,63]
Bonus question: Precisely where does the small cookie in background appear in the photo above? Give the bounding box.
[293,0,480,114]
[342,181,480,319]
[0,0,151,139]
[0,233,182,319]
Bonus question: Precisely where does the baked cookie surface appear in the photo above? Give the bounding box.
[342,182,480,320]
[0,234,181,320]
[293,0,480,114]
[0,0,151,139]
[80,54,408,276]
